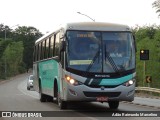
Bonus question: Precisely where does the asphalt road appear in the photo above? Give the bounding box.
[0,73,159,120]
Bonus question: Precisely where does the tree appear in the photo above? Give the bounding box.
[0,24,14,39]
[153,0,160,16]
[14,26,43,70]
[133,25,156,42]
[0,25,42,78]
[2,41,24,76]
[0,39,13,78]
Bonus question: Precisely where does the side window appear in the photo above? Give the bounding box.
[55,32,60,56]
[50,35,54,57]
[38,43,42,60]
[43,40,46,59]
[37,43,40,61]
[40,42,43,60]
[46,38,49,58]
[48,37,51,58]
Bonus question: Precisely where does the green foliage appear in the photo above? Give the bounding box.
[0,39,12,57]
[0,39,12,78]
[134,25,156,42]
[14,26,42,69]
[2,41,24,77]
[135,25,160,88]
[153,0,160,16]
[0,24,42,79]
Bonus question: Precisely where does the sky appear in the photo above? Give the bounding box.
[0,0,159,34]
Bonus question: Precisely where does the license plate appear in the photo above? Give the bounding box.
[96,97,108,102]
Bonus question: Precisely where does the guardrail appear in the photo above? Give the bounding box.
[136,87,160,94]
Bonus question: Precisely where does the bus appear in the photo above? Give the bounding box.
[33,22,136,109]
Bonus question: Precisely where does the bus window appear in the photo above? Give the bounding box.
[55,33,60,56]
[50,35,54,57]
[46,38,49,58]
[48,37,51,58]
[40,42,43,60]
[43,40,46,59]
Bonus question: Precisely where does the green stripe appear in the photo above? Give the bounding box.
[100,74,133,86]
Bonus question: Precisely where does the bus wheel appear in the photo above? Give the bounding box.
[58,92,67,109]
[39,87,47,102]
[46,96,53,102]
[108,101,119,109]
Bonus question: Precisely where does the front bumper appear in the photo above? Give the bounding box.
[63,83,135,102]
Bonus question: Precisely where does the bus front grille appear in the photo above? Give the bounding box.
[83,91,121,97]
[86,85,119,88]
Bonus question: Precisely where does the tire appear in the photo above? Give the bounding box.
[39,86,47,102]
[108,101,119,109]
[54,81,67,109]
[46,96,53,102]
[53,82,58,103]
[58,92,67,109]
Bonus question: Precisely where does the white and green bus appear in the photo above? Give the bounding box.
[33,22,136,109]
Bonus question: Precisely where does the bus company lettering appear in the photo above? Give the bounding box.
[95,74,110,77]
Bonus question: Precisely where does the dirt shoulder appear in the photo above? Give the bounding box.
[0,72,32,85]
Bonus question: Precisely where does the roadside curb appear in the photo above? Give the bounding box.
[0,78,15,85]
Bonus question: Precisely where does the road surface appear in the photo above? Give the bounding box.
[0,73,159,120]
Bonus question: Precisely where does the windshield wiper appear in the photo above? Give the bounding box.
[85,49,100,72]
[104,44,120,73]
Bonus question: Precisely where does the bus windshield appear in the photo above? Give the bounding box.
[66,31,135,73]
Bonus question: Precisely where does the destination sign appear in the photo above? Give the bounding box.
[77,34,93,38]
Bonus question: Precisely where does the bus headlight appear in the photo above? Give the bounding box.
[123,79,135,87]
[65,76,83,86]
[70,79,75,84]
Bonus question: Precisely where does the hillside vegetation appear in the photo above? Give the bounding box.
[133,25,160,88]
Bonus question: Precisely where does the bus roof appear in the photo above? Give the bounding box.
[63,22,131,32]
[35,22,131,44]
